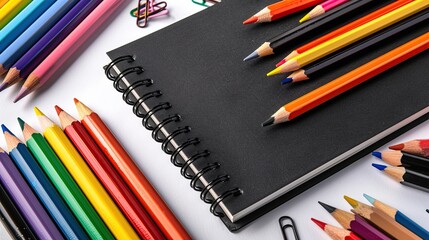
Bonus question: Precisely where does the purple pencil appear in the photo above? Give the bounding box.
[1,0,101,90]
[0,147,63,240]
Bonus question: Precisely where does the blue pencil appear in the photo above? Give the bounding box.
[364,194,429,240]
[0,0,55,55]
[2,125,89,240]
[0,0,79,75]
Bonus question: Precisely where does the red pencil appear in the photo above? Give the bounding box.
[390,140,429,158]
[55,105,165,240]
[311,218,362,240]
[74,99,191,240]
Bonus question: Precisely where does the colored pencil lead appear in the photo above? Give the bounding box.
[0,82,9,92]
[243,16,257,25]
[299,13,311,23]
[1,68,22,91]
[17,117,25,130]
[276,59,286,67]
[281,77,293,85]
[344,195,358,208]
[14,77,36,103]
[318,201,336,213]
[363,194,375,204]
[372,151,382,159]
[311,218,326,229]
[243,51,259,62]
[426,209,428,214]
[372,163,387,171]
[261,116,275,127]
[389,143,404,150]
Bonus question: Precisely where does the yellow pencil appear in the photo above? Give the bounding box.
[0,0,31,29]
[0,0,9,9]
[34,107,139,240]
[268,0,429,76]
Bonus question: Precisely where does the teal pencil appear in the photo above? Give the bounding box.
[0,0,79,75]
[364,194,429,240]
[0,0,54,55]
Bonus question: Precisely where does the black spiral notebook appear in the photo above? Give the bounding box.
[104,0,429,232]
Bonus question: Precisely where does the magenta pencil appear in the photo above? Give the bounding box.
[15,0,126,102]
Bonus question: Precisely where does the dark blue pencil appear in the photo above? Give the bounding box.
[2,125,89,240]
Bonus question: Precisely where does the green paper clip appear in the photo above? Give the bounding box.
[192,0,220,7]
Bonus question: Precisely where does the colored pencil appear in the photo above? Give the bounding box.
[0,152,37,240]
[311,218,361,240]
[344,196,421,240]
[35,107,139,240]
[15,0,127,103]
[243,0,375,61]
[390,139,429,158]
[56,106,166,240]
[282,10,429,84]
[0,0,79,76]
[277,0,413,66]
[262,32,429,126]
[0,0,9,9]
[364,194,429,239]
[427,209,429,214]
[318,201,390,240]
[0,143,63,240]
[300,0,350,23]
[2,125,88,240]
[0,0,53,57]
[0,0,31,30]
[2,0,101,91]
[372,151,429,173]
[243,0,324,24]
[74,99,191,240]
[372,164,429,192]
[19,118,115,240]
[269,0,429,75]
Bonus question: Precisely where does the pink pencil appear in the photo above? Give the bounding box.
[300,0,349,22]
[14,0,125,102]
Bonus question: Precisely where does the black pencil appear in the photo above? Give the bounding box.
[0,182,37,240]
[244,0,377,61]
[282,9,429,84]
[372,164,429,192]
[373,150,429,173]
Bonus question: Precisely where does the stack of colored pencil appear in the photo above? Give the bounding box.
[314,195,429,240]
[0,99,191,239]
[0,0,125,102]
[243,0,429,126]
[372,139,429,193]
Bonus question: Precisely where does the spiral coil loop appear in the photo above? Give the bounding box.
[105,56,242,218]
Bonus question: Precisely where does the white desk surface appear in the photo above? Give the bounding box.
[1,1,428,239]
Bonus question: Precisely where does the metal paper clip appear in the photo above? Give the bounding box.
[279,216,300,240]
[191,0,220,7]
[135,0,168,28]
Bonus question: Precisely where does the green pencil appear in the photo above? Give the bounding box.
[18,118,114,240]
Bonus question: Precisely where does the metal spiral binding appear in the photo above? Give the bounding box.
[105,55,242,217]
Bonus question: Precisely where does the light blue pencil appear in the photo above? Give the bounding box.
[0,0,79,75]
[0,0,55,54]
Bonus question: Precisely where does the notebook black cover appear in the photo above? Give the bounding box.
[106,0,429,232]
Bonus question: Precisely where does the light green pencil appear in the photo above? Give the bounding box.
[18,117,114,240]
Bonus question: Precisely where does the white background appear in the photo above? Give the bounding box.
[0,1,428,239]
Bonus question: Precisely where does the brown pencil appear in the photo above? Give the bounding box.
[344,196,421,240]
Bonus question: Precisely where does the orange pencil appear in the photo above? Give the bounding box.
[263,32,429,126]
[74,99,191,240]
[276,0,413,67]
[243,0,324,24]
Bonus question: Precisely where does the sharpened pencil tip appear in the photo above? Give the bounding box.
[243,16,257,24]
[299,14,310,23]
[318,201,336,213]
[372,163,387,171]
[267,67,281,77]
[243,51,259,62]
[281,78,293,85]
[17,118,25,130]
[54,105,63,115]
[33,107,44,116]
[363,194,375,204]
[73,98,79,104]
[372,151,382,159]
[344,195,358,208]
[0,82,9,92]
[311,218,326,230]
[276,59,286,68]
[14,87,31,103]
[389,143,404,150]
[1,125,13,135]
[261,116,274,127]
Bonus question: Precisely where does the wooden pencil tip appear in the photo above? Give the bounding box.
[344,195,358,208]
[243,16,257,24]
[318,201,336,213]
[73,98,80,104]
[55,105,63,115]
[261,116,274,127]
[0,82,9,92]
[1,124,12,135]
[0,65,6,76]
[311,218,326,230]
[389,143,404,150]
[34,107,45,116]
[2,68,22,89]
[14,87,31,103]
